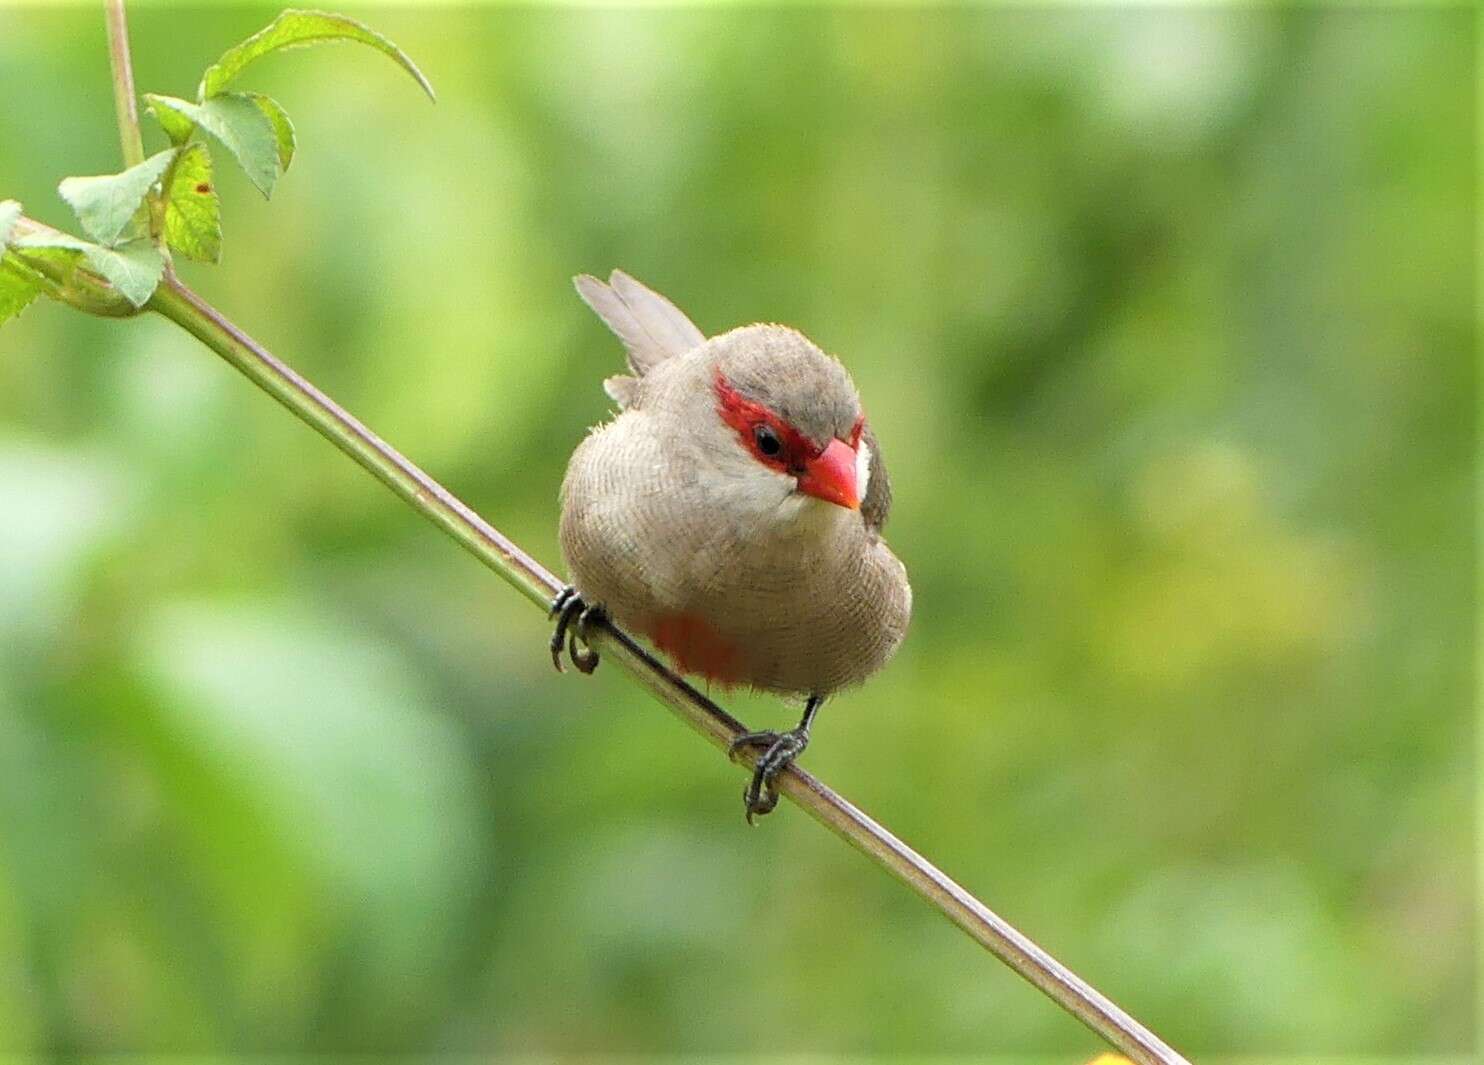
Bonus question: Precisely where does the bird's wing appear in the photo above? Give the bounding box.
[573,269,707,377]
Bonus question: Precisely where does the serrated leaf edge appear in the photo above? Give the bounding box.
[244,93,296,173]
[56,148,178,246]
[0,264,44,327]
[197,8,435,102]
[142,93,279,199]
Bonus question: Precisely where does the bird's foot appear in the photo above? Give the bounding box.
[549,586,603,674]
[729,725,810,823]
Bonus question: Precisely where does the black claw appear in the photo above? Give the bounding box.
[549,586,603,674]
[569,604,603,673]
[743,774,780,824]
[731,694,824,823]
[549,588,582,672]
[733,733,806,823]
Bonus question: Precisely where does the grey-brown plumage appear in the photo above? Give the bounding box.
[556,270,912,818]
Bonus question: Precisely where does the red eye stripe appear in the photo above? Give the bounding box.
[849,416,865,449]
[713,371,822,471]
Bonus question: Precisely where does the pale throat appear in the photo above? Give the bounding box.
[773,437,871,536]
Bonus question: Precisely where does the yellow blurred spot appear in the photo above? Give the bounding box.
[1099,442,1365,688]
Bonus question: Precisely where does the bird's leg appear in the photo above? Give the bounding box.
[729,693,823,823]
[549,586,602,674]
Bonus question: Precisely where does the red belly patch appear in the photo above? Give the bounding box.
[648,612,744,685]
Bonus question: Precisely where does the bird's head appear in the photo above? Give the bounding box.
[691,325,888,528]
[713,368,863,511]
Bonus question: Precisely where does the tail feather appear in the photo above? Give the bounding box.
[603,374,638,408]
[574,269,706,377]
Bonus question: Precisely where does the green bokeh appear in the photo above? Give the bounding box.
[0,3,1474,1057]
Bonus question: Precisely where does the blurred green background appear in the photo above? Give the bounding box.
[0,2,1474,1058]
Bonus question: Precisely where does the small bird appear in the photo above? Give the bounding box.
[552,270,911,820]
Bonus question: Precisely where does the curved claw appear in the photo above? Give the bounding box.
[549,587,583,673]
[731,694,823,823]
[733,726,809,823]
[549,587,604,674]
[569,604,603,674]
[744,776,781,824]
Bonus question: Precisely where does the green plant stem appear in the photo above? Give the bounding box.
[147,274,1189,1065]
[104,0,145,169]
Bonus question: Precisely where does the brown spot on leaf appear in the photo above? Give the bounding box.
[195,183,211,194]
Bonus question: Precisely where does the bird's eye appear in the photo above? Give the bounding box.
[753,424,782,457]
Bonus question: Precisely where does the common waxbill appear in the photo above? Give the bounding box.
[551,270,912,820]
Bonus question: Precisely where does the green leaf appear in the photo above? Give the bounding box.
[90,240,165,307]
[0,266,42,327]
[148,96,196,145]
[246,92,296,172]
[0,200,20,251]
[84,239,165,307]
[163,143,222,264]
[13,231,164,308]
[57,148,177,246]
[198,9,435,102]
[144,93,280,198]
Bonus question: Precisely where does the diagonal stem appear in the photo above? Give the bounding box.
[147,274,1190,1065]
[85,1,1187,1055]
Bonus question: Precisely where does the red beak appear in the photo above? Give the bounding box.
[796,438,859,510]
